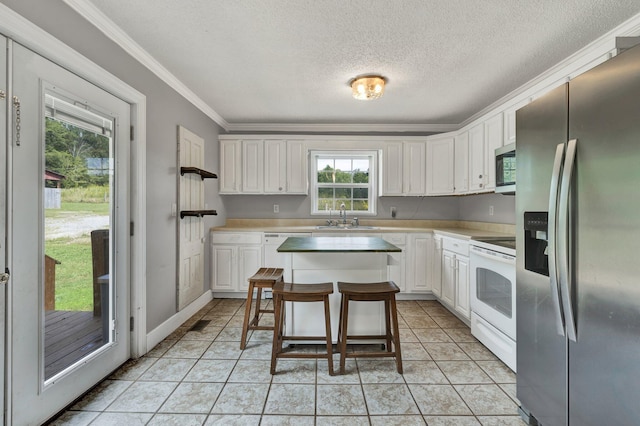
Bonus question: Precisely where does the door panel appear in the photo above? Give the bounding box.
[568,44,640,426]
[10,42,130,425]
[0,34,7,425]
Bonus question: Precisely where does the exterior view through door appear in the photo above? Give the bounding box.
[8,41,130,425]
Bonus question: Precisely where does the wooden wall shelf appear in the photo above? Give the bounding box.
[180,167,218,180]
[180,210,218,219]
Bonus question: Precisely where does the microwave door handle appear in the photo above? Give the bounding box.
[548,143,567,337]
[558,139,578,342]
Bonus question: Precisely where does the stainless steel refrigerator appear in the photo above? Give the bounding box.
[516,43,640,426]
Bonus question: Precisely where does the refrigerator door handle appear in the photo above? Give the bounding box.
[558,138,578,342]
[548,143,567,336]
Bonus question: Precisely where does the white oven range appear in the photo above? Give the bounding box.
[470,238,516,372]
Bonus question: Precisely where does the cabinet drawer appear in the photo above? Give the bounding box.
[382,233,406,245]
[211,232,262,245]
[443,238,469,256]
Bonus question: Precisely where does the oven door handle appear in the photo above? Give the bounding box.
[470,247,515,265]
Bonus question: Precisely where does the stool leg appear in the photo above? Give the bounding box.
[323,294,334,376]
[240,282,255,350]
[270,293,282,375]
[339,295,350,375]
[384,298,392,353]
[252,287,263,326]
[389,295,403,374]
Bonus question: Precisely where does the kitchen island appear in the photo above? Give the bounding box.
[277,236,401,342]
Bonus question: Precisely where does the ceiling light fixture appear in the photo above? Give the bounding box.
[350,75,386,100]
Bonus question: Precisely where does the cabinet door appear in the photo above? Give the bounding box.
[238,246,262,292]
[407,233,432,292]
[427,136,454,195]
[503,99,529,145]
[431,236,443,298]
[484,113,503,190]
[219,139,242,193]
[211,246,235,291]
[286,140,308,194]
[380,142,404,195]
[264,140,286,193]
[441,249,456,308]
[404,141,427,196]
[387,248,406,292]
[454,255,470,319]
[454,132,469,194]
[468,123,485,191]
[242,140,264,193]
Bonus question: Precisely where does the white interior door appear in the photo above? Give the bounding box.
[0,34,8,426]
[178,126,205,310]
[8,42,130,425]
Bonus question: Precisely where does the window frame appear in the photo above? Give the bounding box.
[310,150,377,216]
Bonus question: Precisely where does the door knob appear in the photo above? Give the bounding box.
[0,272,10,285]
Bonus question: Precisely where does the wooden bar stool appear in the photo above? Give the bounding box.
[270,282,335,376]
[337,281,403,374]
[240,267,284,350]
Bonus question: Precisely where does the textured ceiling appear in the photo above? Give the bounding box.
[84,0,640,129]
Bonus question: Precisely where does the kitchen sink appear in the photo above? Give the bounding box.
[315,225,379,230]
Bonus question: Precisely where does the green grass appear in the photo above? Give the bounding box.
[45,202,109,218]
[61,185,110,203]
[46,237,94,311]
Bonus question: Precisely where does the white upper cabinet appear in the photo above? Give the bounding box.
[264,140,286,193]
[219,139,242,193]
[380,141,426,196]
[468,123,485,192]
[426,136,454,195]
[503,99,529,145]
[454,131,469,194]
[484,113,504,190]
[242,139,264,193]
[219,137,308,195]
[285,140,308,194]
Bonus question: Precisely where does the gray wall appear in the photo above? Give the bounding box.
[222,192,515,224]
[3,0,226,331]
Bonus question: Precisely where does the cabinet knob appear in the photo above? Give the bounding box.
[279,187,283,191]
[478,174,483,179]
[479,183,484,188]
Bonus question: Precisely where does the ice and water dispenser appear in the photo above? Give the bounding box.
[524,212,549,276]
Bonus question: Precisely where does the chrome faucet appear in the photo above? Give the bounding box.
[339,203,347,224]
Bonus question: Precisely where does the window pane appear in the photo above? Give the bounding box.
[318,199,335,210]
[318,187,334,198]
[352,159,369,171]
[334,158,352,172]
[335,188,351,199]
[317,169,333,183]
[353,188,368,198]
[353,169,369,183]
[353,200,369,211]
[317,158,334,170]
[334,169,352,183]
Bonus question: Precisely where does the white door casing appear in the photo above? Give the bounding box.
[0,34,7,426]
[178,126,205,310]
[9,42,130,425]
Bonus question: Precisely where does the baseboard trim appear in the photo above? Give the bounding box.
[145,290,213,353]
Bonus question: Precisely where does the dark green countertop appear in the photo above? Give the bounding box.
[277,236,401,253]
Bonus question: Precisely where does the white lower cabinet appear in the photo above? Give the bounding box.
[406,233,433,293]
[211,232,262,293]
[431,235,443,298]
[439,236,471,321]
[382,234,406,292]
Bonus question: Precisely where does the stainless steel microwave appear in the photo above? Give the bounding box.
[495,143,516,194]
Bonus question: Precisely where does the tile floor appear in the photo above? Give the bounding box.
[52,298,526,425]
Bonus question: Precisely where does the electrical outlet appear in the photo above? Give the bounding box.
[391,206,397,218]
[489,205,494,216]
[273,204,279,213]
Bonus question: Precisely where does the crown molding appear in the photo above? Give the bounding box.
[224,122,458,134]
[62,0,229,130]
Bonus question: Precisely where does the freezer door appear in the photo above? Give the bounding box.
[567,43,640,426]
[515,84,568,426]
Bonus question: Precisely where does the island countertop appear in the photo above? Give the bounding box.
[277,236,401,253]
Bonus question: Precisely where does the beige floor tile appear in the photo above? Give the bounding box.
[182,326,223,341]
[316,384,367,415]
[71,379,133,411]
[423,343,471,361]
[264,384,316,415]
[271,359,317,383]
[401,343,433,360]
[148,414,207,426]
[106,381,177,412]
[454,384,519,416]
[436,361,494,384]
[413,328,454,343]
[403,315,440,328]
[202,340,243,360]
[108,357,157,380]
[139,358,197,381]
[204,414,261,425]
[215,326,244,342]
[163,340,211,358]
[159,382,223,413]
[228,360,273,383]
[260,415,315,425]
[476,415,527,425]
[432,315,468,328]
[401,361,449,384]
[183,359,236,382]
[423,415,481,425]
[458,342,499,361]
[400,328,420,342]
[90,412,153,426]
[443,328,478,343]
[408,384,472,415]
[357,359,404,384]
[317,359,359,384]
[498,383,520,405]
[210,383,270,414]
[146,339,177,357]
[240,340,274,360]
[422,306,455,316]
[370,415,427,425]
[202,315,233,326]
[362,383,420,415]
[49,411,99,426]
[476,360,517,383]
[315,416,370,425]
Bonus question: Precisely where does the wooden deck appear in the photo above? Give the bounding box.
[45,310,105,379]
